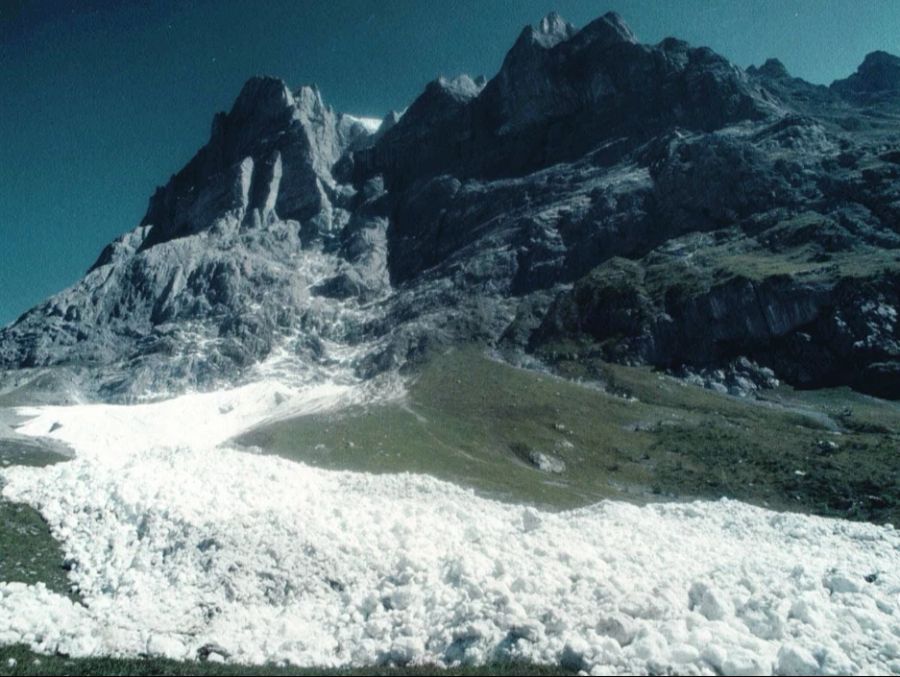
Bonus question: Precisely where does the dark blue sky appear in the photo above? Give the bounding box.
[2,0,899,327]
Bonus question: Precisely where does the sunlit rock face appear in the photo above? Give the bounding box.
[2,12,900,400]
[0,74,391,400]
[139,77,372,248]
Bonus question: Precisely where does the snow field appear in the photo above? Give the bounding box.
[1,380,899,675]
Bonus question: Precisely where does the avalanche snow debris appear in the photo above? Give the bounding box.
[0,382,898,674]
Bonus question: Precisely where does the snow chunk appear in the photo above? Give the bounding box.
[689,581,733,621]
[776,643,820,675]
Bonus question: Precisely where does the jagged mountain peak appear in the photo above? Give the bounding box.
[366,74,482,161]
[514,10,634,53]
[832,49,900,96]
[575,10,637,47]
[747,58,791,80]
[137,74,374,252]
[859,49,900,69]
[230,76,295,119]
[832,50,900,95]
[362,9,776,187]
[227,77,332,137]
[537,11,572,36]
[1,69,387,397]
[521,11,577,49]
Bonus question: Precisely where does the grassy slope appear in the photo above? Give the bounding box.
[242,348,662,509]
[238,347,900,522]
[0,440,73,597]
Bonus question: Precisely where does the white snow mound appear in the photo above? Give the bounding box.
[1,380,899,675]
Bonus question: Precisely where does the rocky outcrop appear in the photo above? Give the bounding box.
[530,241,900,397]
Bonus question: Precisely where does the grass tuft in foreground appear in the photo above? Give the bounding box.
[0,645,571,677]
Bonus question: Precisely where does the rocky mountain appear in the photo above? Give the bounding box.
[831,50,900,99]
[2,11,899,401]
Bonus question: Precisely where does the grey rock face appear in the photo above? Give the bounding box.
[2,12,900,401]
[139,77,370,250]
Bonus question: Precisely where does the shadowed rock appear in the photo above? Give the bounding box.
[832,50,900,98]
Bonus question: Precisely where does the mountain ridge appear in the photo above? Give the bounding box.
[2,11,899,401]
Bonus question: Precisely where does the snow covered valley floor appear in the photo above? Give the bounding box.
[1,354,900,675]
